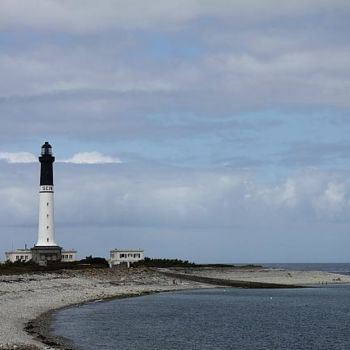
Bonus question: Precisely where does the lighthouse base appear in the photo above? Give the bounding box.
[31,246,62,266]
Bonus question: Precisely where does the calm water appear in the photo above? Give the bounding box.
[51,264,350,350]
[264,263,350,276]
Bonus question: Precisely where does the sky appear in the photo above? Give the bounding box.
[1,0,350,263]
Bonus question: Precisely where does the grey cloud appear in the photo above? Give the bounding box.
[215,156,267,169]
[1,162,350,261]
[1,1,349,33]
[0,0,200,33]
[1,162,349,229]
[1,39,349,129]
[0,1,349,146]
[0,87,284,145]
[280,142,350,167]
[1,0,350,262]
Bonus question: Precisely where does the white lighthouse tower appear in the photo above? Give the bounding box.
[31,142,62,264]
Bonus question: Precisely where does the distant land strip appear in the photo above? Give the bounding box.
[157,270,305,289]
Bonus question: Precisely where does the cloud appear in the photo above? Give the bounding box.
[0,0,199,33]
[0,151,121,164]
[314,182,347,217]
[0,0,348,33]
[0,152,36,163]
[60,152,121,164]
[2,162,349,229]
[1,159,349,231]
[1,0,350,262]
[1,162,350,261]
[280,142,350,167]
[52,166,350,228]
[0,0,349,155]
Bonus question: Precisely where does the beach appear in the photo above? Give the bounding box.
[159,266,350,286]
[0,267,212,349]
[1,266,350,349]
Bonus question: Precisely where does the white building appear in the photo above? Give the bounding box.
[5,249,32,263]
[109,249,144,268]
[61,250,78,262]
[5,249,78,263]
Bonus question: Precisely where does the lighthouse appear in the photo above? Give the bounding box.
[31,142,62,264]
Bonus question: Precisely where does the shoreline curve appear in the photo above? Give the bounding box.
[1,266,350,349]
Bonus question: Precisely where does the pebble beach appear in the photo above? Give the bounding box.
[161,266,350,285]
[1,267,350,349]
[0,268,211,349]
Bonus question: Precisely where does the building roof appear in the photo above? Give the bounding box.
[111,248,144,252]
[5,249,32,254]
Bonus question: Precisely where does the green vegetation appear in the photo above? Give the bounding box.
[0,256,262,275]
[197,263,263,268]
[132,257,196,268]
[79,255,109,267]
[237,264,263,269]
[133,258,263,269]
[0,256,109,275]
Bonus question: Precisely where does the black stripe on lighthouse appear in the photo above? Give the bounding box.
[39,142,55,186]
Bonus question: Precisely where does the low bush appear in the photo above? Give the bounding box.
[132,257,196,268]
[78,255,109,267]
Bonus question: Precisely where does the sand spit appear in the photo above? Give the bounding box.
[159,266,350,286]
[1,266,350,349]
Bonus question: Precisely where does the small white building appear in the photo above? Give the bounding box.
[5,249,78,263]
[109,249,144,268]
[61,250,78,262]
[5,249,32,263]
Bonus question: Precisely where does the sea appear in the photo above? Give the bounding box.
[51,263,350,350]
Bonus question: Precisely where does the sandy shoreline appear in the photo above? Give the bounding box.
[1,266,350,349]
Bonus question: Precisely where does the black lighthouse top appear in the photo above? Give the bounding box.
[39,142,55,186]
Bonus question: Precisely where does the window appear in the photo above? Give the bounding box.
[46,226,49,229]
[25,256,28,260]
[134,254,140,258]
[47,238,49,242]
[47,214,49,218]
[69,255,73,259]
[120,253,126,258]
[16,256,19,260]
[47,202,49,206]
